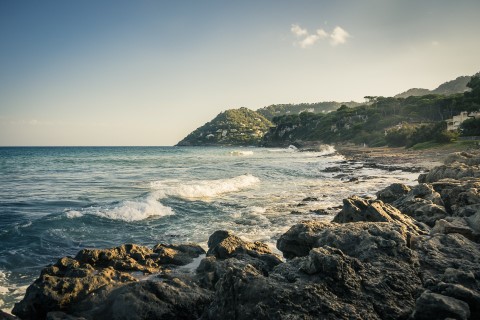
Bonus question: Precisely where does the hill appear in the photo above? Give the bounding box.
[256,101,362,120]
[176,108,272,146]
[394,76,472,98]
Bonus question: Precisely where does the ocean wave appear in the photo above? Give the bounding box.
[150,174,260,199]
[65,195,174,222]
[229,150,254,156]
[316,145,336,156]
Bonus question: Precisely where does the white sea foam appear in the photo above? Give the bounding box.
[150,174,260,200]
[92,196,174,222]
[316,145,336,156]
[65,196,174,222]
[65,210,83,219]
[229,150,254,156]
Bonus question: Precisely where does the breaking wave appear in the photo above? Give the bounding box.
[150,174,260,199]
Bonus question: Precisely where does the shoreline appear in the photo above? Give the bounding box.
[3,147,480,319]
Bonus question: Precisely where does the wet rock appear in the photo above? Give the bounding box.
[302,196,319,202]
[13,242,208,320]
[376,183,411,203]
[310,208,329,215]
[321,166,342,172]
[198,230,283,289]
[152,243,205,266]
[411,291,470,320]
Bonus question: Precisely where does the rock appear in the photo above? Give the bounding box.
[206,230,281,266]
[13,243,207,320]
[431,283,480,319]
[0,310,18,320]
[376,183,411,203]
[431,218,480,242]
[392,183,448,227]
[302,196,319,202]
[198,230,283,289]
[152,243,205,266]
[411,291,470,320]
[420,162,480,183]
[415,233,480,289]
[71,278,212,320]
[321,166,342,172]
[310,209,329,215]
[332,196,424,234]
[432,179,480,217]
[444,151,480,166]
[276,220,329,259]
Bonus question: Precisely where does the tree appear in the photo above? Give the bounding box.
[460,118,480,136]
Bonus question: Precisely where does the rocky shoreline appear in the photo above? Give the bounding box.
[3,150,480,320]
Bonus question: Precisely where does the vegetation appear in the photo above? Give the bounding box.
[256,101,362,120]
[460,118,480,136]
[176,108,272,146]
[177,73,480,148]
[262,74,480,148]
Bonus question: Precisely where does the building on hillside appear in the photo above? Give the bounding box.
[446,111,480,131]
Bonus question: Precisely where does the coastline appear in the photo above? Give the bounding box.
[3,147,480,319]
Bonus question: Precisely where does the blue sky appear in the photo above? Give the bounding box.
[1,0,479,146]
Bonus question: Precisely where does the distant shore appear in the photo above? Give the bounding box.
[334,142,480,171]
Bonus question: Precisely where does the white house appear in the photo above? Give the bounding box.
[446,111,480,131]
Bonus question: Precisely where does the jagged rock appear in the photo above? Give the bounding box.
[71,278,212,320]
[414,233,480,289]
[197,230,283,289]
[419,162,480,183]
[431,217,480,242]
[376,183,411,203]
[411,291,470,320]
[431,179,480,217]
[206,230,282,268]
[13,243,207,320]
[152,243,205,266]
[392,183,448,226]
[444,151,480,166]
[430,283,480,319]
[332,195,424,234]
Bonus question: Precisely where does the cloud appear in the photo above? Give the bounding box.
[291,24,307,37]
[330,26,350,46]
[291,24,350,48]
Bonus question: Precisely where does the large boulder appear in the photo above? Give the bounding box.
[411,291,470,320]
[13,243,206,320]
[333,195,425,234]
[376,183,411,203]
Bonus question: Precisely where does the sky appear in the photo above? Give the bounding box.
[1,0,479,146]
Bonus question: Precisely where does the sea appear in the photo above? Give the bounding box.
[0,146,419,311]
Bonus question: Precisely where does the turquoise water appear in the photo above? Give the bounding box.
[0,146,418,310]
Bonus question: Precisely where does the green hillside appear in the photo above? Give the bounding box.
[262,75,480,148]
[176,108,272,146]
[256,101,362,120]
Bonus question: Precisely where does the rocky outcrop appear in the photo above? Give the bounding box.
[332,195,425,234]
[419,162,480,183]
[12,243,206,320]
